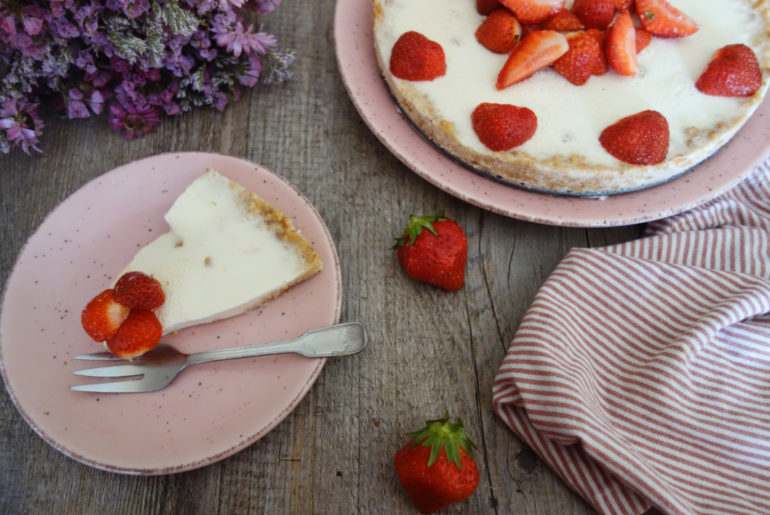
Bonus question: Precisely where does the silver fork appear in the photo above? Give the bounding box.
[71,322,368,393]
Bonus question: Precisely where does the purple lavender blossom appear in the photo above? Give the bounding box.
[238,53,263,87]
[0,0,293,154]
[0,99,44,154]
[109,99,160,140]
[66,89,90,119]
[214,22,276,57]
[246,0,281,13]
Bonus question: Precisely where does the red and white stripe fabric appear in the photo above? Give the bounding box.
[493,159,770,515]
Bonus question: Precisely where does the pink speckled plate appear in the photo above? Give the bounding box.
[335,0,770,227]
[0,152,342,474]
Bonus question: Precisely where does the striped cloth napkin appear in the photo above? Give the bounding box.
[492,159,770,515]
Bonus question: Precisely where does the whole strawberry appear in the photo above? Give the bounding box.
[599,109,669,165]
[471,103,537,151]
[394,414,480,514]
[393,213,468,291]
[695,44,762,98]
[390,31,446,81]
[113,271,165,310]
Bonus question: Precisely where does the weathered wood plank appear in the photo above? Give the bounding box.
[0,0,647,513]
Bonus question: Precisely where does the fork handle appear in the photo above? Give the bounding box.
[184,322,368,366]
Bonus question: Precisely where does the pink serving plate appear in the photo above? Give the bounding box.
[334,0,770,227]
[0,152,342,474]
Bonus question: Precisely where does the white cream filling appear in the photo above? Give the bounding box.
[121,169,311,334]
[375,0,768,170]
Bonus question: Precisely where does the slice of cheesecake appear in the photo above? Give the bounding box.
[121,168,322,335]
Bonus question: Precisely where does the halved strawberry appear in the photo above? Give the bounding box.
[599,110,669,165]
[542,10,584,31]
[477,0,503,15]
[500,0,565,24]
[571,0,615,29]
[605,10,637,76]
[471,102,537,151]
[552,31,603,85]
[476,8,522,54]
[635,0,697,38]
[81,289,130,342]
[113,271,165,310]
[105,309,163,360]
[614,0,634,10]
[390,31,446,81]
[586,28,609,75]
[695,44,762,97]
[496,30,569,89]
[635,28,652,54]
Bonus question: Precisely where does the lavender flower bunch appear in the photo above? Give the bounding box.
[0,0,295,154]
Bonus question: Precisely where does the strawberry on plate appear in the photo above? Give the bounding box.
[635,28,652,54]
[695,44,762,97]
[614,0,634,11]
[477,0,502,15]
[552,31,604,85]
[394,212,468,291]
[605,10,637,76]
[496,30,568,89]
[571,0,615,30]
[599,109,669,165]
[113,271,165,310]
[394,414,480,514]
[81,271,167,358]
[475,8,522,54]
[542,9,585,31]
[585,28,609,75]
[471,102,537,150]
[500,0,564,24]
[81,289,130,342]
[635,0,698,38]
[105,309,163,360]
[390,31,447,81]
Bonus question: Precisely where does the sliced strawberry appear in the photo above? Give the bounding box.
[635,28,652,54]
[477,0,503,15]
[614,0,634,10]
[113,271,165,310]
[542,10,584,31]
[471,103,537,151]
[81,289,130,342]
[105,309,163,360]
[605,10,637,76]
[552,31,603,85]
[496,30,569,89]
[389,31,446,81]
[635,0,698,38]
[476,8,522,54]
[571,0,615,29]
[500,0,565,24]
[696,44,762,97]
[599,110,669,165]
[585,29,609,75]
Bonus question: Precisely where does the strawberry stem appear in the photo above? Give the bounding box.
[407,413,476,468]
[392,211,447,249]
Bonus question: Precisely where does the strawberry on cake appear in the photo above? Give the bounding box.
[80,169,323,358]
[373,0,770,195]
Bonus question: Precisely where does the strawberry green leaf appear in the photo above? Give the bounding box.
[407,413,476,468]
[392,211,448,249]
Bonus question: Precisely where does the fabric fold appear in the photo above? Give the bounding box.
[493,160,770,515]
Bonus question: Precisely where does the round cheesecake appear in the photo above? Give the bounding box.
[373,0,770,196]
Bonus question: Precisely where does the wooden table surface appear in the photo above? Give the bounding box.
[0,1,646,513]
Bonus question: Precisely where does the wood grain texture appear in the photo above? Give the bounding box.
[0,1,645,513]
